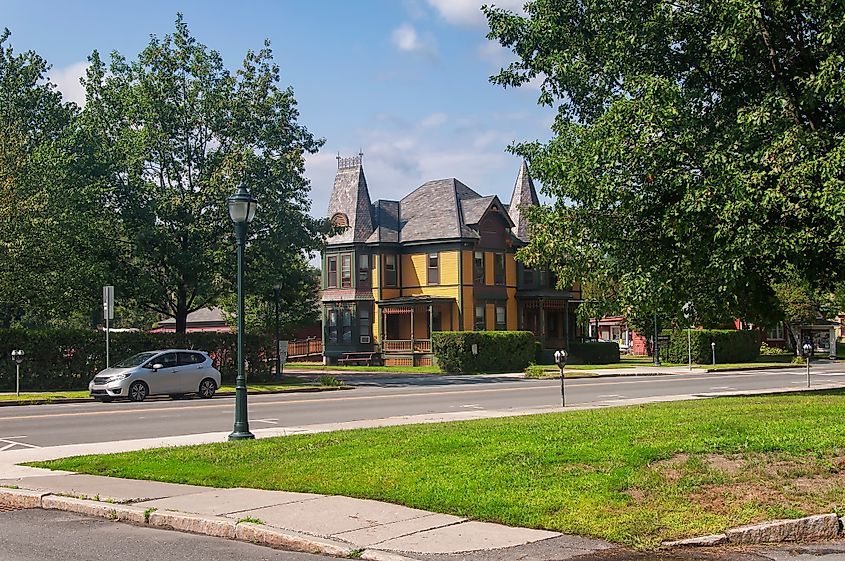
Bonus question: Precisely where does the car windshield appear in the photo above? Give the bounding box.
[113,352,160,368]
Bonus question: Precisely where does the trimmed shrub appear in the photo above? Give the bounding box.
[524,364,549,378]
[0,328,274,391]
[432,331,536,374]
[568,342,620,364]
[665,329,760,364]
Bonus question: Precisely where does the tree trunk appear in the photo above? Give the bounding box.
[175,287,188,334]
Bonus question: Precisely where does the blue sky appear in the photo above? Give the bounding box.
[3,0,553,216]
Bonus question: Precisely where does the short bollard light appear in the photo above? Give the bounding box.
[803,342,813,388]
[711,341,716,365]
[554,349,568,407]
[11,349,24,397]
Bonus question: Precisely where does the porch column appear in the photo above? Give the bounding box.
[428,304,434,338]
[539,298,546,347]
[410,306,415,347]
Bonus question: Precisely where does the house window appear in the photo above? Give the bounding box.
[358,254,370,285]
[327,256,338,289]
[495,305,507,330]
[523,267,534,287]
[427,252,439,285]
[327,309,338,343]
[473,251,485,284]
[359,308,371,340]
[768,324,784,340]
[474,304,486,331]
[341,254,352,288]
[384,255,397,287]
[341,308,352,343]
[493,253,505,286]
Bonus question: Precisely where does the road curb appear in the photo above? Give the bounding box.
[360,549,423,561]
[0,487,48,508]
[663,513,842,548]
[235,522,352,557]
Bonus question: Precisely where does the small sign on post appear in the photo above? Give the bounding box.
[103,285,114,368]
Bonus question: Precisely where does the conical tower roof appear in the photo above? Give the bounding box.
[508,161,540,241]
[327,154,374,244]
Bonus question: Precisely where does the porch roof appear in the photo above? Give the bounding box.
[377,295,455,307]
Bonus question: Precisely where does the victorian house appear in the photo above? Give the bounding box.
[321,154,582,365]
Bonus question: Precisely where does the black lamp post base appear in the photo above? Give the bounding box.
[228,431,255,441]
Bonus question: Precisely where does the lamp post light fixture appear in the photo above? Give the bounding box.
[711,341,716,365]
[11,349,24,396]
[554,349,568,407]
[803,342,813,388]
[227,184,257,441]
[273,284,282,381]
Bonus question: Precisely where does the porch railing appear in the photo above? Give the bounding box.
[381,339,432,353]
[287,338,323,359]
[383,339,413,352]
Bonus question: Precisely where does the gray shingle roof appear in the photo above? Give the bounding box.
[325,160,525,247]
[508,161,540,241]
[327,161,374,244]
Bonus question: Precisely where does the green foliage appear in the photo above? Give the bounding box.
[0,328,274,390]
[431,331,536,374]
[569,342,620,364]
[78,14,327,332]
[0,29,116,326]
[665,329,760,364]
[524,364,548,378]
[318,375,342,387]
[759,341,788,356]
[485,1,845,326]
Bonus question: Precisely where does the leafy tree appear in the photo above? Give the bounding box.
[485,1,845,326]
[0,29,115,327]
[81,15,327,332]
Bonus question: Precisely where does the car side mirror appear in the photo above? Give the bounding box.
[151,363,163,372]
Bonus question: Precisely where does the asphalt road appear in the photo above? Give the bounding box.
[0,508,335,561]
[1,365,844,449]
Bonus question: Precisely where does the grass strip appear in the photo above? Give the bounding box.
[32,390,845,548]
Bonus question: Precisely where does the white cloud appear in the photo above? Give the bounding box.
[420,112,448,128]
[50,61,89,107]
[391,23,436,55]
[477,40,513,67]
[425,0,526,27]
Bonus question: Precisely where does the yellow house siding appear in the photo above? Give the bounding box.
[462,251,474,285]
[484,252,494,286]
[463,287,475,330]
[402,254,424,287]
[486,303,495,331]
[438,251,459,285]
[506,253,517,286]
[507,288,518,330]
[372,304,380,339]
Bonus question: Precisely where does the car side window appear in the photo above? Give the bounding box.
[157,353,178,368]
[178,352,204,366]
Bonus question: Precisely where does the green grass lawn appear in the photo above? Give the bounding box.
[33,390,845,549]
[0,391,90,402]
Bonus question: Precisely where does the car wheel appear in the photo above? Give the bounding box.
[198,378,217,399]
[128,381,148,402]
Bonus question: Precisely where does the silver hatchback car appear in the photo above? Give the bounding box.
[88,349,222,402]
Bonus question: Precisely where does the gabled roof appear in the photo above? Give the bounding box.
[461,195,515,228]
[327,156,374,244]
[398,178,482,243]
[508,161,540,241]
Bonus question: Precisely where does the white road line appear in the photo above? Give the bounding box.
[710,386,736,391]
[253,419,279,424]
[0,438,39,450]
[460,404,483,409]
[598,394,623,398]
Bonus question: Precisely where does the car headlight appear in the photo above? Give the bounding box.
[105,373,128,383]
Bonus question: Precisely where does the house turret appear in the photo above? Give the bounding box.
[508,161,540,242]
[327,153,374,244]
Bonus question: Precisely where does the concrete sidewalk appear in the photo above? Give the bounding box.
[0,472,612,560]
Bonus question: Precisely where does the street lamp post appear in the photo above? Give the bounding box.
[682,302,693,372]
[273,284,282,381]
[803,342,813,388]
[11,349,24,396]
[554,349,568,407]
[227,185,257,441]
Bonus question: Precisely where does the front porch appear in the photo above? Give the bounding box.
[379,296,456,366]
[518,296,582,350]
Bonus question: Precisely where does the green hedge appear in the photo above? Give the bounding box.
[0,328,274,391]
[665,329,760,364]
[432,331,536,374]
[569,341,620,364]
